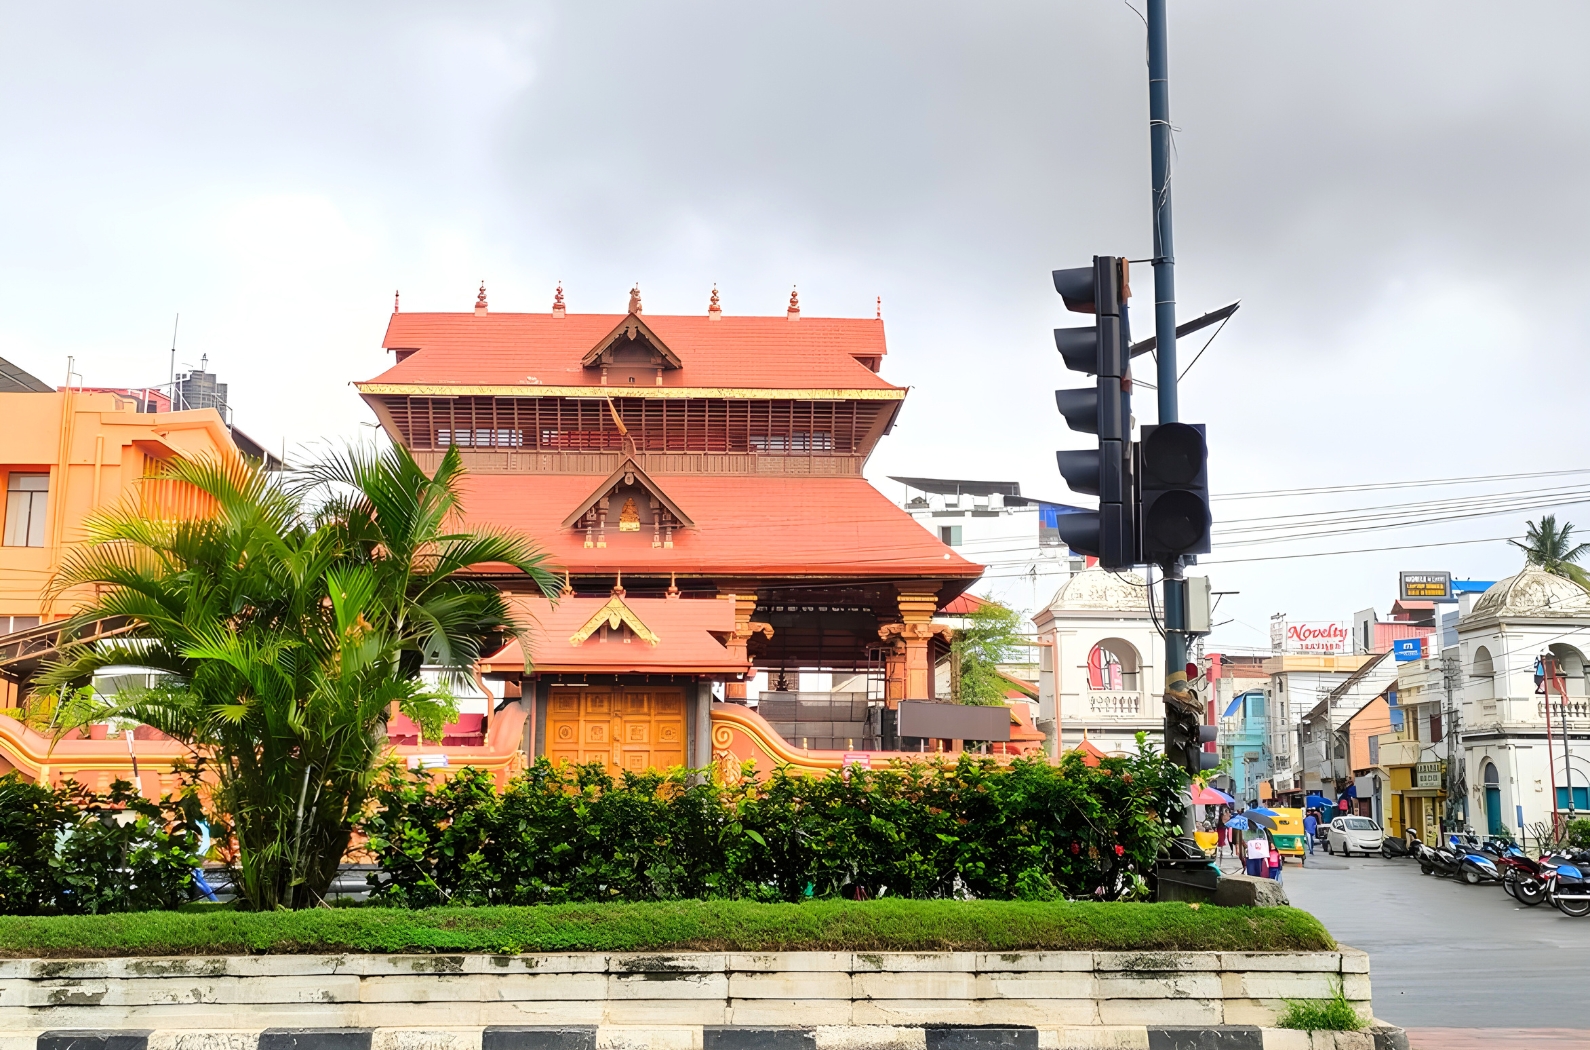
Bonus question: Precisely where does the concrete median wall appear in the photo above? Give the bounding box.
[0,949,1372,1034]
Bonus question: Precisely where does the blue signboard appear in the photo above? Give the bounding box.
[1392,638,1424,662]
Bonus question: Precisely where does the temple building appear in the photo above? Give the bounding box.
[357,283,996,777]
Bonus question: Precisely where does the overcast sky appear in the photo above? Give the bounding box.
[3,2,1588,653]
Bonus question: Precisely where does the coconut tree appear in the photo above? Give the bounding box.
[1511,514,1590,589]
[42,446,558,909]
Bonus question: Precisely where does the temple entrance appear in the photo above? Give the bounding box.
[545,687,687,774]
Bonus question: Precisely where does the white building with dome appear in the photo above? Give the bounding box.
[1458,567,1590,840]
[1033,567,1165,759]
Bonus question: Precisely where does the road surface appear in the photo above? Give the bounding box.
[1279,847,1590,1048]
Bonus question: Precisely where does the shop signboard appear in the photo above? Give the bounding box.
[1416,761,1443,789]
[1400,571,1453,602]
[1272,618,1350,654]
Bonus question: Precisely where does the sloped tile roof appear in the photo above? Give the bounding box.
[457,472,983,580]
[365,312,897,392]
[479,595,745,674]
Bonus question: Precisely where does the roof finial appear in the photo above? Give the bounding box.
[552,281,566,318]
[707,285,722,320]
[628,284,642,315]
[475,281,488,316]
[876,295,882,320]
[787,285,800,321]
[666,572,681,599]
[611,570,626,598]
[559,569,574,598]
[394,289,400,314]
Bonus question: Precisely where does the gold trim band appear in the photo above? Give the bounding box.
[358,384,907,401]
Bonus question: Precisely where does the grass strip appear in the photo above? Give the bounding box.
[0,900,1334,958]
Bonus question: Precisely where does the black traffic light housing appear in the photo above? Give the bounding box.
[1138,422,1211,562]
[1165,700,1219,774]
[1052,256,1135,569]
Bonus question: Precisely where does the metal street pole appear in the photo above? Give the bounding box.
[1146,0,1193,840]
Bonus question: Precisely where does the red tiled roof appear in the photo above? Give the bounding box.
[366,313,898,392]
[457,472,983,579]
[479,595,746,674]
[940,593,991,615]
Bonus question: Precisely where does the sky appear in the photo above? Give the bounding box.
[2,1,1588,654]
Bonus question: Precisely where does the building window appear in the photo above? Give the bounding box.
[3,474,48,547]
[939,525,962,546]
[1556,786,1590,811]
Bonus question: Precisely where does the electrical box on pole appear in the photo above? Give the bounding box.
[1053,256,1136,569]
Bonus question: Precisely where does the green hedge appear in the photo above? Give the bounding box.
[0,773,202,915]
[361,749,1185,906]
[0,899,1333,957]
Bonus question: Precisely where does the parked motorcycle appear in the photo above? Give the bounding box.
[1491,845,1548,906]
[1544,858,1590,918]
[1418,839,1463,878]
[1381,834,1419,859]
[1458,846,1502,886]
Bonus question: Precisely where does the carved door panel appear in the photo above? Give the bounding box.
[545,687,686,774]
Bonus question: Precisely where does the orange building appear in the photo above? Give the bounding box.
[0,355,266,785]
[358,284,1000,777]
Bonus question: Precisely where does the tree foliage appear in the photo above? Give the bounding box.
[1512,514,1590,588]
[39,446,559,909]
[952,601,1027,706]
[362,746,1185,906]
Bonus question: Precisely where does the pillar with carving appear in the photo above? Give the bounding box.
[720,592,772,700]
[878,591,947,708]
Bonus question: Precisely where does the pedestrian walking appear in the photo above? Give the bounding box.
[1244,826,1269,877]
[1303,809,1318,855]
[1216,811,1229,858]
[1267,833,1283,883]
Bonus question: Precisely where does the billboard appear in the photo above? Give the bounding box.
[1400,571,1453,602]
[1271,616,1350,654]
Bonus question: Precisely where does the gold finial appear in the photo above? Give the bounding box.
[787,286,800,321]
[552,282,566,317]
[474,281,488,315]
[559,570,574,598]
[611,570,626,598]
[666,572,680,599]
[628,284,642,314]
[394,289,400,313]
[876,295,882,320]
[708,285,721,319]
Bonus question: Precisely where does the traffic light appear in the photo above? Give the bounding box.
[1052,256,1135,569]
[1138,422,1211,562]
[1165,700,1218,774]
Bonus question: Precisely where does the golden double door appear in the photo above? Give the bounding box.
[545,687,687,774]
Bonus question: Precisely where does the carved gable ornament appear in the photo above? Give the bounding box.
[1050,567,1150,612]
[560,457,694,549]
[582,313,683,382]
[570,596,660,647]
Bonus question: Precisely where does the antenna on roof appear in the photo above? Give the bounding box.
[168,314,180,411]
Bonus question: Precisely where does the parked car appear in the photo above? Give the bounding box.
[1326,815,1384,856]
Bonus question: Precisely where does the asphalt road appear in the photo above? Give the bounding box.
[1279,846,1590,1031]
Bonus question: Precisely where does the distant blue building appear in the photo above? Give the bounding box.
[1219,688,1270,805]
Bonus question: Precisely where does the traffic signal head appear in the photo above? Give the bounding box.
[1138,422,1211,563]
[1165,701,1219,774]
[1052,256,1135,569]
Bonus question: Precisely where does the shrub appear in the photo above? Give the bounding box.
[0,772,203,916]
[1566,818,1590,850]
[1276,990,1366,1031]
[0,774,77,915]
[362,746,1184,905]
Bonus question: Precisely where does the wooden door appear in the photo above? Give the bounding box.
[545,687,686,775]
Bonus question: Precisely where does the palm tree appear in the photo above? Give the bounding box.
[1511,514,1590,589]
[41,446,559,909]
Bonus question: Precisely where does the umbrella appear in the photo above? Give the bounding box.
[1227,812,1277,832]
[1305,795,1331,810]
[1248,806,1280,818]
[1190,785,1235,805]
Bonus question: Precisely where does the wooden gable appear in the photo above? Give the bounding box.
[582,313,684,375]
[560,456,695,549]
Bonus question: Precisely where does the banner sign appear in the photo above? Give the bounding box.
[1272,619,1350,654]
[1392,637,1425,662]
[1416,761,1443,789]
[1400,571,1453,602]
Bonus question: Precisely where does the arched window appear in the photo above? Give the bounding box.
[1471,645,1495,701]
[1087,639,1140,691]
[1549,644,1588,699]
[1483,762,1499,786]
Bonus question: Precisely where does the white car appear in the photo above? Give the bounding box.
[1325,816,1384,856]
